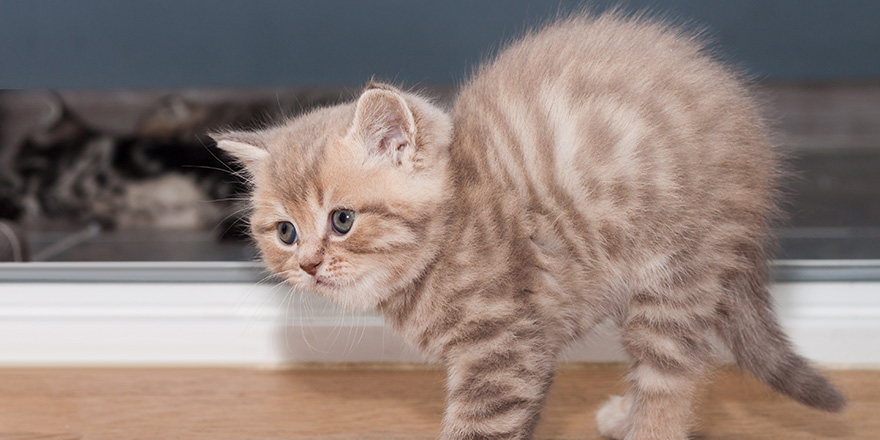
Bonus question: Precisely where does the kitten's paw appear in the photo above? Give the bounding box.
[596,395,631,440]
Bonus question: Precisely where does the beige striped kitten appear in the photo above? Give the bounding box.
[213,12,845,440]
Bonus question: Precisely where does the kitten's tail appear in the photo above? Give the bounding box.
[719,267,847,412]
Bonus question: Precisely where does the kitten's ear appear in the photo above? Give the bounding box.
[210,130,270,171]
[351,87,417,167]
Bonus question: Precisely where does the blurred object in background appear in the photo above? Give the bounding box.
[0,221,29,262]
[0,88,381,261]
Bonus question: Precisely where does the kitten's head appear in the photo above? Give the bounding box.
[212,83,454,310]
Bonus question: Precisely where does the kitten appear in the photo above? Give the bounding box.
[213,12,845,440]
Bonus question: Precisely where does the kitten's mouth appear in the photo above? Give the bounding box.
[313,275,338,288]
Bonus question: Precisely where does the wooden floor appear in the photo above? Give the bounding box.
[0,365,875,439]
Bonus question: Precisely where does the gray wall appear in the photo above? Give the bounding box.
[1,0,879,89]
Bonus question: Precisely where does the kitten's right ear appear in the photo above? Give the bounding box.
[209,130,270,170]
[350,87,417,167]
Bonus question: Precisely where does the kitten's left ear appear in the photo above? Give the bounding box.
[351,87,417,167]
[209,129,270,172]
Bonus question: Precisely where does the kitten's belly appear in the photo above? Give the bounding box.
[525,209,624,335]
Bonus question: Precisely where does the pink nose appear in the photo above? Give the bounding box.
[300,259,321,276]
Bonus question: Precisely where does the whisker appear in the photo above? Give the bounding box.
[237,268,281,309]
[242,276,287,333]
[353,311,368,355]
[182,164,244,177]
[297,284,329,354]
[212,205,255,236]
[196,135,238,174]
[203,196,252,203]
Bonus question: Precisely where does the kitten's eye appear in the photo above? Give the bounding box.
[276,221,297,245]
[331,209,355,234]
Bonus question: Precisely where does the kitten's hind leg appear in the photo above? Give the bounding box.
[596,392,634,439]
[605,289,718,440]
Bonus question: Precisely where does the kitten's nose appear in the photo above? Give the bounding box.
[300,258,321,276]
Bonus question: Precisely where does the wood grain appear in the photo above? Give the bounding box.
[0,365,874,439]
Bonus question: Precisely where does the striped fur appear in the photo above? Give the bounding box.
[213,12,844,440]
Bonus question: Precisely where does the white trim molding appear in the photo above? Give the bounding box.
[3,260,880,283]
[0,271,878,366]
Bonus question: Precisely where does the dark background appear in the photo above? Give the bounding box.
[2,0,879,89]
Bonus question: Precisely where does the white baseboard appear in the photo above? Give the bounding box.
[1,280,878,367]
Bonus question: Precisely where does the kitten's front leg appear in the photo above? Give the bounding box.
[439,323,558,440]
